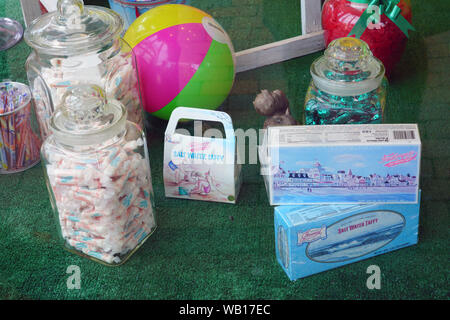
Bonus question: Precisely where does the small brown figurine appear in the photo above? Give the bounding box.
[253,89,298,128]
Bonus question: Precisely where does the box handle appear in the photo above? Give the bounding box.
[165,107,235,141]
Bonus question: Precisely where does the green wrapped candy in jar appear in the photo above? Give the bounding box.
[304,37,387,125]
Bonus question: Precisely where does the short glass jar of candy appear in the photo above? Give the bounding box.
[24,0,143,140]
[41,85,156,265]
[304,37,387,125]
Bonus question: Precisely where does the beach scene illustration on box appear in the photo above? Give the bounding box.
[270,145,420,203]
[164,161,236,203]
[163,107,241,204]
[305,210,405,263]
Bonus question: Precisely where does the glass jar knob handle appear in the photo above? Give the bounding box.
[57,0,85,25]
[61,85,108,129]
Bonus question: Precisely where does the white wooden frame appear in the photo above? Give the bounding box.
[236,0,324,72]
[20,0,42,28]
[20,0,325,73]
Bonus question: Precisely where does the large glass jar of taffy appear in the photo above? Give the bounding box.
[304,37,387,125]
[24,0,143,140]
[41,85,156,265]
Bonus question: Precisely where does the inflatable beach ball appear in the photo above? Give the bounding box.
[124,4,236,120]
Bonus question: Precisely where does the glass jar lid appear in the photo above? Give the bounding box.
[311,37,385,96]
[24,0,123,55]
[50,84,127,146]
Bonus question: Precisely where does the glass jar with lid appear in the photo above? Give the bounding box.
[304,37,387,125]
[24,0,144,139]
[41,84,156,265]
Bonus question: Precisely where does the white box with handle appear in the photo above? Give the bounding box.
[163,107,242,204]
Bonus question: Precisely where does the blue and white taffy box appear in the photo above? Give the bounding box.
[274,194,421,281]
[259,124,421,205]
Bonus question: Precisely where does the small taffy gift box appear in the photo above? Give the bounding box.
[163,107,242,204]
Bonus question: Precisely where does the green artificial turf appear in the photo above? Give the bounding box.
[0,0,449,300]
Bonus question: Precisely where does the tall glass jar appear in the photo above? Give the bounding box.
[304,37,387,125]
[24,0,144,139]
[41,85,156,265]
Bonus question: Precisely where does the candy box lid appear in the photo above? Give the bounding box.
[259,123,421,174]
[263,123,421,148]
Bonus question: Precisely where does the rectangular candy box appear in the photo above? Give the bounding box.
[163,107,242,204]
[259,124,421,205]
[274,194,421,281]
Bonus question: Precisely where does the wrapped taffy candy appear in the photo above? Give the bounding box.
[41,85,156,265]
[24,0,144,139]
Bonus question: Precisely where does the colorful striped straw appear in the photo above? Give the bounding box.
[0,81,41,173]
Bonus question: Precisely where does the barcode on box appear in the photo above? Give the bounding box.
[393,130,415,140]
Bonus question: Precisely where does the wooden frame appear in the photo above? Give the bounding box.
[20,0,325,73]
[20,0,42,28]
[236,0,324,72]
